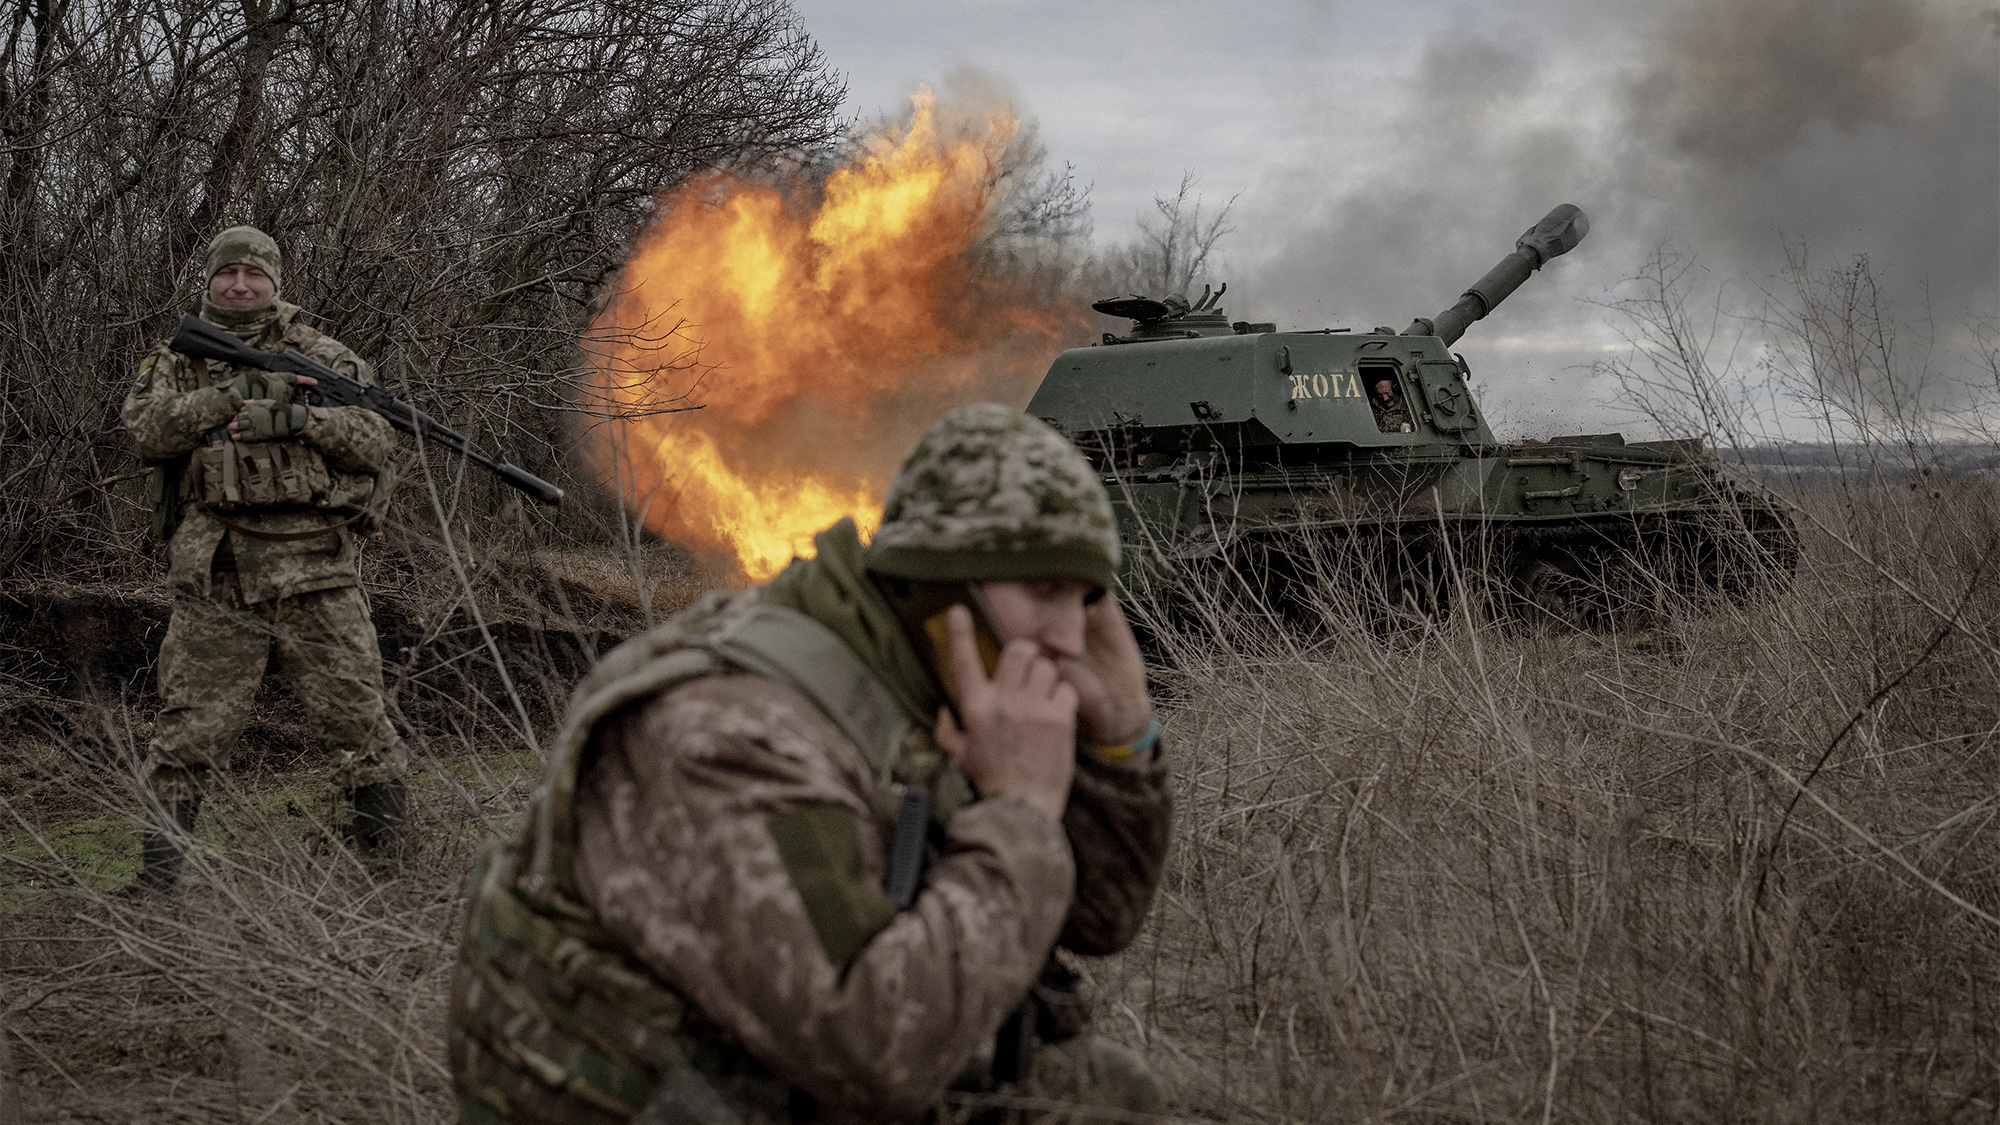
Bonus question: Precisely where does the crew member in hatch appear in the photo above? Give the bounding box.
[1372,377,1413,433]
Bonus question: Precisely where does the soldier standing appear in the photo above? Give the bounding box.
[451,403,1173,1123]
[123,225,410,891]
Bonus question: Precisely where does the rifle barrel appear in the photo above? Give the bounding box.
[167,314,563,506]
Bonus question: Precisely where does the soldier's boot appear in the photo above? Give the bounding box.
[135,796,202,896]
[347,779,407,861]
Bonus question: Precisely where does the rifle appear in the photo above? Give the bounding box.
[170,314,564,506]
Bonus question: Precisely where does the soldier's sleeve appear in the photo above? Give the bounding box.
[298,333,394,472]
[573,673,1076,1121]
[120,346,242,461]
[1058,746,1174,955]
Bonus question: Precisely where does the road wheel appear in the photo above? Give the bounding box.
[1511,555,1590,630]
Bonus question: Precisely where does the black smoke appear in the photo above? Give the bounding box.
[1230,0,1997,432]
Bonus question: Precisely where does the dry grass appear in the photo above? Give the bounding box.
[4,471,1998,1123]
[1103,475,2000,1122]
[0,695,526,1121]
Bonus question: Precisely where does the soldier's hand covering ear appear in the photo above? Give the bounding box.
[1055,592,1154,750]
[232,399,312,442]
[932,605,1076,823]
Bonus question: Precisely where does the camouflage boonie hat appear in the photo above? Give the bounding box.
[865,403,1120,588]
[206,226,282,292]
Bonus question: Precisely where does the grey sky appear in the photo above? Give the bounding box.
[791,0,1998,438]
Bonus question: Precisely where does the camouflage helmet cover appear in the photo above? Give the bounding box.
[865,403,1120,588]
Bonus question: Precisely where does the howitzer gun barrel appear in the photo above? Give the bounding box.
[1405,203,1589,347]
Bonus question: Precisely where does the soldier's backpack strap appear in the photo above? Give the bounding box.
[525,635,728,903]
[703,607,932,913]
[526,598,916,901]
[701,605,915,786]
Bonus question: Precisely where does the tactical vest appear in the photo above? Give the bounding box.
[178,317,339,511]
[450,593,970,1125]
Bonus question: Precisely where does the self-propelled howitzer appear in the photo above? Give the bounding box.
[1026,204,1795,628]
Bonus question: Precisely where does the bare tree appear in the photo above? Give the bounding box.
[0,0,845,576]
[980,114,1091,259]
[1756,244,1947,463]
[1597,244,1973,476]
[971,122,1092,303]
[1091,170,1239,300]
[1591,247,1767,450]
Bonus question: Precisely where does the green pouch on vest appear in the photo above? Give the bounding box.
[767,802,898,968]
[190,438,331,510]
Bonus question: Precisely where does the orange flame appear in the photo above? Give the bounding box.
[587,88,1085,583]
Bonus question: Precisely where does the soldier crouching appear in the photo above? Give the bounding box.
[122,225,410,891]
[450,403,1173,1123]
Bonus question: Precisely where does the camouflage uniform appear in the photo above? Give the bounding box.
[123,227,407,847]
[1372,389,1412,433]
[452,405,1173,1123]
